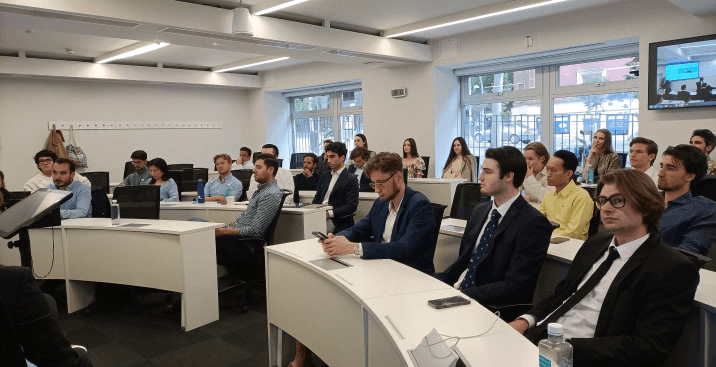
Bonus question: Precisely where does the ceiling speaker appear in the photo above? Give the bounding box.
[232,8,253,36]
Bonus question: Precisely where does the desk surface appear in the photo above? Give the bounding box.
[57,217,224,234]
[160,201,326,215]
[408,178,467,185]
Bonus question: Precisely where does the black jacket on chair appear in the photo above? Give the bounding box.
[524,232,699,367]
[435,195,552,306]
[312,168,359,232]
[346,164,374,192]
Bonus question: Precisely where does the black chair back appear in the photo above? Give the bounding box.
[691,174,716,202]
[123,161,134,179]
[232,169,253,201]
[83,171,110,194]
[90,186,111,218]
[617,153,628,168]
[184,168,209,192]
[587,205,600,238]
[167,170,183,194]
[449,183,490,219]
[430,203,447,244]
[290,153,309,169]
[403,168,409,187]
[676,248,712,269]
[253,152,261,163]
[265,192,291,246]
[112,185,160,219]
[167,163,193,171]
[422,156,431,178]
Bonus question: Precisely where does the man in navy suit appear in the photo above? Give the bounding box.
[312,142,359,233]
[346,147,374,192]
[291,152,435,367]
[510,169,699,366]
[435,146,552,307]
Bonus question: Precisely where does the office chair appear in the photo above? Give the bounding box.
[184,167,209,192]
[616,153,628,168]
[82,171,110,194]
[421,156,430,178]
[449,183,490,220]
[587,205,600,238]
[167,170,183,194]
[112,185,160,219]
[691,174,716,202]
[123,161,134,179]
[290,153,309,169]
[90,186,111,218]
[252,152,261,163]
[231,169,253,201]
[219,191,290,313]
[675,248,712,269]
[167,163,193,171]
[430,202,447,247]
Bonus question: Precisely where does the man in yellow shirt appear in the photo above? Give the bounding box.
[539,150,594,240]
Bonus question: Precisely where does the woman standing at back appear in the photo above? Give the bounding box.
[442,137,477,182]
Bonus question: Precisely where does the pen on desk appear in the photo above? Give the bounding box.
[330,257,350,267]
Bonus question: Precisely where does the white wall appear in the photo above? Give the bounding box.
[0,78,247,187]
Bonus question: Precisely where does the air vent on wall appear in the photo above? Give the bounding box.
[0,5,142,28]
[391,88,407,98]
[160,27,315,51]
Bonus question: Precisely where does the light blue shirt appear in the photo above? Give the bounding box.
[159,178,179,202]
[122,167,152,186]
[204,174,242,200]
[47,180,92,218]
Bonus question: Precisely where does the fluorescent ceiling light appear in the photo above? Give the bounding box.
[386,0,570,38]
[213,57,290,73]
[255,0,310,15]
[95,41,169,64]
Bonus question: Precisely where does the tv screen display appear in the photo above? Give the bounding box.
[648,34,716,110]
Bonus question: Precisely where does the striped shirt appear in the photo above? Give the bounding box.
[227,180,283,238]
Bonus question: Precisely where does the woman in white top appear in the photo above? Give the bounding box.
[402,138,425,178]
[441,137,477,182]
[522,142,554,203]
[148,158,179,202]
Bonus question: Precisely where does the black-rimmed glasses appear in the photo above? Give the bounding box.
[593,194,626,209]
[373,171,398,187]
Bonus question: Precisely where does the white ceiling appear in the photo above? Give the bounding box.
[0,0,708,80]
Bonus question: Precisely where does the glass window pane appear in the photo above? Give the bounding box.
[293,94,330,112]
[559,57,639,86]
[553,92,639,166]
[292,117,334,155]
[468,69,536,95]
[341,90,363,108]
[462,100,541,167]
[340,114,363,152]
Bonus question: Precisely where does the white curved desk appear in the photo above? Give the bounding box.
[265,239,537,367]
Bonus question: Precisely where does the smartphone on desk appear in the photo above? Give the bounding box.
[428,296,471,309]
[312,231,328,239]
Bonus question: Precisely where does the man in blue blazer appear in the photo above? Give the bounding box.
[346,147,374,192]
[435,146,552,307]
[312,142,359,233]
[320,152,436,273]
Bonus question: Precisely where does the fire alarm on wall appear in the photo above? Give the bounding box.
[391,88,407,98]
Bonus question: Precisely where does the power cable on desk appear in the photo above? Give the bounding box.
[423,311,502,360]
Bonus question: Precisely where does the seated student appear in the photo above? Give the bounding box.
[292,152,435,367]
[0,265,93,367]
[204,154,242,203]
[435,146,552,306]
[658,144,716,255]
[315,139,333,173]
[442,137,478,182]
[47,158,92,218]
[231,147,254,170]
[677,84,691,102]
[122,150,152,186]
[24,150,91,192]
[214,154,284,265]
[293,153,319,191]
[246,144,295,204]
[510,169,700,367]
[0,169,13,210]
[540,150,593,240]
[689,129,716,174]
[582,129,620,183]
[522,142,554,203]
[347,147,374,192]
[402,138,426,178]
[147,158,179,202]
[312,142,359,232]
[348,134,376,165]
[629,137,659,184]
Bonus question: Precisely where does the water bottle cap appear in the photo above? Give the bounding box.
[547,323,564,336]
[112,199,117,204]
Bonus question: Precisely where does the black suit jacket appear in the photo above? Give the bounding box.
[525,232,699,367]
[312,168,359,232]
[0,265,92,367]
[346,164,373,192]
[435,196,552,306]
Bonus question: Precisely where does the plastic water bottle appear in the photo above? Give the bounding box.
[196,179,205,204]
[539,323,573,367]
[587,163,594,184]
[111,200,120,225]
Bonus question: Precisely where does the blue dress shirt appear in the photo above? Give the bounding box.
[204,174,242,200]
[47,180,92,218]
[660,191,716,255]
[159,179,179,202]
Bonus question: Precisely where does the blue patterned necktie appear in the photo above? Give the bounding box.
[460,209,501,289]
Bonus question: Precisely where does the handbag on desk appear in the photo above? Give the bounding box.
[66,125,88,168]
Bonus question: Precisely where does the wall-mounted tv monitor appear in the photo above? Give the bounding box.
[648,33,716,110]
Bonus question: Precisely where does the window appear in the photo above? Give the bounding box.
[291,88,363,155]
[460,51,639,169]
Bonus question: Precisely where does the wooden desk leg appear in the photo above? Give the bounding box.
[66,280,95,313]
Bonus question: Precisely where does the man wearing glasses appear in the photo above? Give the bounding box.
[509,169,699,366]
[122,150,152,186]
[292,152,435,367]
[24,150,91,192]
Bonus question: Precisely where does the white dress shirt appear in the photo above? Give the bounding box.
[522,233,648,340]
[356,194,404,257]
[246,167,295,204]
[453,193,521,288]
[522,166,554,203]
[643,165,659,186]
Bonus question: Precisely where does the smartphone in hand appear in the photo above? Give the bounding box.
[312,231,328,239]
